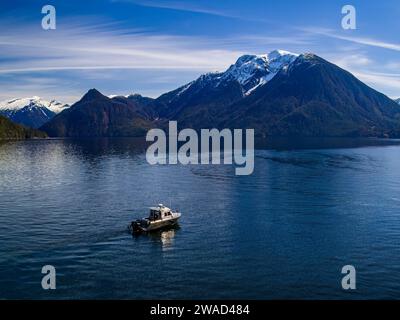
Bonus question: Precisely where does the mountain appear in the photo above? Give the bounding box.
[156,50,298,129]
[119,93,167,119]
[0,115,47,140]
[395,98,400,105]
[0,97,69,128]
[40,50,400,138]
[40,89,156,137]
[218,53,400,137]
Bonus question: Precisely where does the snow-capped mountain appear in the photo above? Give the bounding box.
[153,50,400,135]
[156,50,299,123]
[395,98,400,105]
[0,96,68,113]
[221,49,298,95]
[173,49,298,98]
[0,97,69,128]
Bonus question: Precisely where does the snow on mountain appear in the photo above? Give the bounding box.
[222,49,298,95]
[175,49,299,97]
[224,50,297,82]
[0,97,69,128]
[0,96,69,113]
[108,94,133,99]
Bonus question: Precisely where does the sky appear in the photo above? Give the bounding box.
[0,0,400,103]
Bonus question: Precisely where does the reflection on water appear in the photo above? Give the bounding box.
[150,226,179,251]
[159,229,177,249]
[1,138,400,299]
[132,225,180,251]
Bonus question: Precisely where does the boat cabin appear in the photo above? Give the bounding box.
[148,204,173,221]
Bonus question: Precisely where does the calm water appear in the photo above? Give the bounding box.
[1,138,400,299]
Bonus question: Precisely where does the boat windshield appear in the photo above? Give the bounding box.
[149,209,161,220]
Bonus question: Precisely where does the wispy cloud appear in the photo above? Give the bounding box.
[0,16,249,102]
[329,34,400,52]
[0,15,313,75]
[0,18,245,74]
[0,13,317,102]
[1,12,399,101]
[0,74,81,102]
[331,53,373,69]
[385,61,400,69]
[303,27,400,52]
[112,0,255,21]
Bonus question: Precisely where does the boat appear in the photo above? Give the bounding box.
[129,204,181,233]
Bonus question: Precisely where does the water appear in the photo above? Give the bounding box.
[1,138,400,299]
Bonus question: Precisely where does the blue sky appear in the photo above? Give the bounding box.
[0,0,400,103]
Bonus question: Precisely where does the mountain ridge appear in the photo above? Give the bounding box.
[37,50,400,138]
[40,89,156,137]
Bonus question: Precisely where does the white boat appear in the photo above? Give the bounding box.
[129,204,181,233]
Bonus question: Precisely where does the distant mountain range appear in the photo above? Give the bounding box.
[0,97,69,128]
[3,50,400,138]
[0,115,47,140]
[40,90,156,137]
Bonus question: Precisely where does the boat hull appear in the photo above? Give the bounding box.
[146,217,179,231]
[130,216,180,234]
